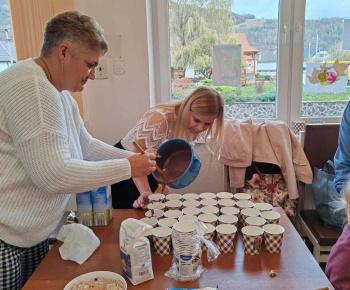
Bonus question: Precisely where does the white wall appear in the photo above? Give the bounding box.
[75,0,151,145]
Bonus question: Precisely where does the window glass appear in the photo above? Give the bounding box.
[0,0,15,72]
[168,0,279,120]
[302,1,350,118]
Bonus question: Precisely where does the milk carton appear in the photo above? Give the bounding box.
[76,191,94,226]
[92,186,113,226]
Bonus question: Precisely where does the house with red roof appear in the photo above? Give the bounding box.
[235,33,260,76]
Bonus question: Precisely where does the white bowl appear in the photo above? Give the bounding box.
[64,271,127,290]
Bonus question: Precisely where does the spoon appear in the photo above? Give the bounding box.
[132,141,165,175]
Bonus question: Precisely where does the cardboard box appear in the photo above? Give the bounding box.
[92,185,113,226]
[76,191,94,226]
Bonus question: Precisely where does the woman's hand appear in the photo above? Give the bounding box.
[161,185,170,195]
[128,153,156,177]
[133,192,151,208]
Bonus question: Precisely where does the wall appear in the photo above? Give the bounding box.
[75,0,151,145]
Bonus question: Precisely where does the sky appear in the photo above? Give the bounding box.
[233,0,350,20]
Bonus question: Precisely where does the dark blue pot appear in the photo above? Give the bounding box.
[152,138,202,189]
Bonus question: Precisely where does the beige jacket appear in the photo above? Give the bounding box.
[219,119,313,199]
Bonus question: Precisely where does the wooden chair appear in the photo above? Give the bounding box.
[296,123,342,264]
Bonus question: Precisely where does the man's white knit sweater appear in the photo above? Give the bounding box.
[0,59,134,247]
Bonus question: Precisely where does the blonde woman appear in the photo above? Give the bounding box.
[326,179,350,289]
[112,86,225,209]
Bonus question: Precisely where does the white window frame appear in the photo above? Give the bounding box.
[148,0,343,126]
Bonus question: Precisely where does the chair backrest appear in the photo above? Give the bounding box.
[303,123,340,173]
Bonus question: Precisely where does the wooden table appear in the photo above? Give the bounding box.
[23,208,334,290]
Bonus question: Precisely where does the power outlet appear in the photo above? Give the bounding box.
[95,57,108,79]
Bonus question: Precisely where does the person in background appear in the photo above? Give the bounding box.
[326,178,350,289]
[335,103,350,193]
[111,86,225,209]
[0,11,156,290]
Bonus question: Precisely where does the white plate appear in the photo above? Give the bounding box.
[64,271,127,290]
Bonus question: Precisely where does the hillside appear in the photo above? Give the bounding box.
[233,13,345,53]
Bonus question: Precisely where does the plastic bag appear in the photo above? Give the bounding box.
[56,223,100,264]
[312,160,347,229]
[165,221,220,281]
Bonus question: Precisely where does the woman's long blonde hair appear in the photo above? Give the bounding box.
[155,86,225,158]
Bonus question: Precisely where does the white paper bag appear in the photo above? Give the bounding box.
[120,218,154,285]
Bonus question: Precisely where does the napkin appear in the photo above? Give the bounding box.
[56,223,100,264]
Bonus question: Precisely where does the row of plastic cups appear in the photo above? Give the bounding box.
[203,223,285,255]
[149,192,253,204]
[148,198,239,211]
[241,224,285,255]
[146,204,277,223]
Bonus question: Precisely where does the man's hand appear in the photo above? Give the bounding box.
[128,153,156,177]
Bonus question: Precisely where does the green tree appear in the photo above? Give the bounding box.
[169,0,237,78]
[327,42,350,61]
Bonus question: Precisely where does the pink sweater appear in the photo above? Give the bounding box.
[326,224,350,290]
[219,119,313,199]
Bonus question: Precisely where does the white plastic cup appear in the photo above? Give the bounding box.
[164,209,183,219]
[218,199,236,208]
[263,224,285,253]
[182,193,199,201]
[148,193,165,203]
[245,216,266,228]
[158,217,178,228]
[260,211,281,224]
[198,213,218,226]
[179,214,198,223]
[218,214,238,226]
[166,193,183,201]
[147,202,165,211]
[164,200,183,211]
[201,205,219,216]
[216,192,234,200]
[199,192,217,200]
[140,217,158,228]
[145,209,164,220]
[233,193,252,201]
[241,225,264,255]
[254,202,273,212]
[183,199,201,208]
[220,206,240,216]
[153,226,172,256]
[200,198,218,207]
[182,207,201,216]
[216,224,237,253]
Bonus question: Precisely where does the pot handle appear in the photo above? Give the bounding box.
[192,157,202,171]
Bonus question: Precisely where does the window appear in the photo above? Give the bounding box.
[299,1,350,120]
[150,0,350,125]
[168,0,279,120]
[0,0,15,72]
